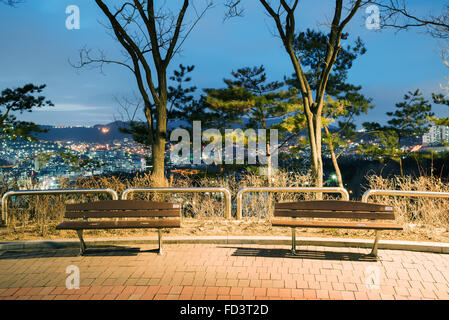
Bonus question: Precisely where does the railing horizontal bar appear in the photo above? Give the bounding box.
[236,187,350,220]
[1,188,119,226]
[362,190,449,203]
[121,187,233,219]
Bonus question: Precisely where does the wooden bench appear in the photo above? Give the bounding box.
[272,200,403,257]
[56,200,181,255]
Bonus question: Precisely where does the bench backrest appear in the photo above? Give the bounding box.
[274,200,395,220]
[65,200,181,219]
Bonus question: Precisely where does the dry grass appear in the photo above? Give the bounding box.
[1,171,448,242]
[364,174,449,241]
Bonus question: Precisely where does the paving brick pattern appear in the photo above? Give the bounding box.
[0,244,448,300]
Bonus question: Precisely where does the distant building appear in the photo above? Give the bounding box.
[140,158,146,172]
[422,125,449,146]
[34,157,40,172]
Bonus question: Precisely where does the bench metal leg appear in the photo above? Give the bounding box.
[158,229,163,255]
[76,230,86,255]
[291,228,296,254]
[370,231,380,257]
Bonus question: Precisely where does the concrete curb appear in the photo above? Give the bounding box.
[0,236,448,254]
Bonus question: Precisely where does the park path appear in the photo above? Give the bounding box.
[0,243,448,300]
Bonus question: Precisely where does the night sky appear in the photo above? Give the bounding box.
[1,0,448,127]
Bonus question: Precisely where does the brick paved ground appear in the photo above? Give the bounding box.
[0,243,448,300]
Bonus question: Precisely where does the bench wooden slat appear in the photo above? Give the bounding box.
[66,200,179,211]
[274,209,395,220]
[56,219,181,230]
[65,209,181,219]
[272,219,403,230]
[275,200,393,212]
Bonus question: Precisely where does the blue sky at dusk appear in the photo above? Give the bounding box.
[1,0,448,127]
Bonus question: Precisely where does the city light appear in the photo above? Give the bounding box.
[100,127,110,134]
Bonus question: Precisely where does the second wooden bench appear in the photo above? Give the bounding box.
[272,200,403,257]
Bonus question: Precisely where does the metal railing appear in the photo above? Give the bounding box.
[236,187,350,220]
[1,188,119,225]
[121,187,233,219]
[362,189,449,203]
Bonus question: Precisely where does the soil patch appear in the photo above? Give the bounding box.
[1,218,448,243]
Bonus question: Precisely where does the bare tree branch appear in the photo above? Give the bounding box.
[0,0,23,7]
[72,0,212,186]
[372,0,449,38]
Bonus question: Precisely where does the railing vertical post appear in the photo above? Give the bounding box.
[291,228,296,254]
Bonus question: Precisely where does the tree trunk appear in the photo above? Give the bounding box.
[218,135,224,173]
[286,46,323,188]
[151,72,169,188]
[92,0,196,189]
[257,0,362,189]
[399,157,404,177]
[324,125,343,188]
[151,137,167,187]
[331,151,343,188]
[313,113,324,188]
[143,101,167,187]
[266,140,273,185]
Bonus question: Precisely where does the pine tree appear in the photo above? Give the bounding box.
[284,29,372,187]
[204,65,300,178]
[360,89,433,176]
[0,84,53,141]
